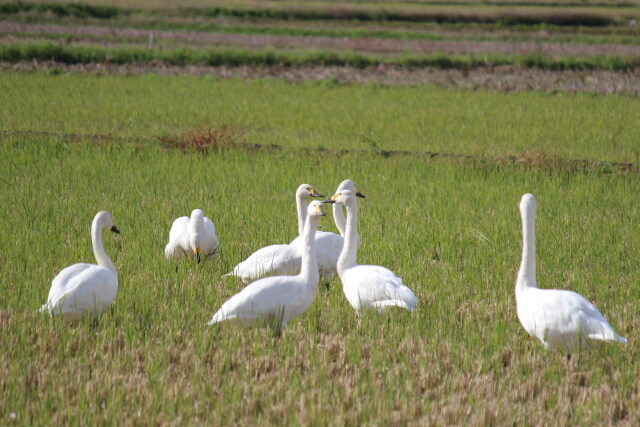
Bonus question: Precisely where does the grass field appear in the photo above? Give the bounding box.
[1,70,639,424]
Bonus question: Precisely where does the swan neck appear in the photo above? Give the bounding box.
[517,209,536,292]
[299,215,319,286]
[92,220,116,271]
[296,194,306,236]
[337,199,358,276]
[333,203,347,236]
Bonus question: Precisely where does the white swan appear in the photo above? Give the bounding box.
[290,179,365,279]
[40,211,120,321]
[208,201,326,331]
[516,193,626,351]
[324,190,418,314]
[165,209,218,262]
[223,184,323,284]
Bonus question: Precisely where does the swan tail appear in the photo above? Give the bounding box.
[164,241,181,260]
[371,299,415,312]
[586,332,627,344]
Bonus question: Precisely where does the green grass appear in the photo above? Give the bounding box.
[1,72,639,163]
[1,127,638,423]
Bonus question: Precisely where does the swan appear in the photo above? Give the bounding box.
[208,201,326,332]
[222,184,323,284]
[323,190,418,314]
[290,179,365,279]
[165,209,218,262]
[516,193,627,351]
[40,211,120,321]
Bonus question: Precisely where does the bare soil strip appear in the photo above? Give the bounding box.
[2,22,640,57]
[4,60,640,95]
[3,129,637,175]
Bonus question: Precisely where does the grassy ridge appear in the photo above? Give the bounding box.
[2,42,640,72]
[1,130,638,424]
[1,1,634,26]
[1,72,639,163]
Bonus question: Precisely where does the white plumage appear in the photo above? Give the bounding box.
[290,179,365,280]
[324,190,418,314]
[40,211,120,321]
[515,193,626,351]
[165,209,218,261]
[208,201,326,331]
[223,184,323,284]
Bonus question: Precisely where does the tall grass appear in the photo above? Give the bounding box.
[0,132,638,424]
[1,72,639,163]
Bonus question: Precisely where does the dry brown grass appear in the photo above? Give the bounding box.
[159,123,246,152]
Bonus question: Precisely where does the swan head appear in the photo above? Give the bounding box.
[323,189,357,206]
[519,193,537,218]
[337,179,365,198]
[307,200,326,218]
[189,209,206,261]
[297,184,324,200]
[94,211,120,234]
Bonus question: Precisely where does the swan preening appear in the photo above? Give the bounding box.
[208,201,326,331]
[40,211,120,321]
[222,184,324,283]
[516,193,626,351]
[324,190,418,314]
[165,209,218,262]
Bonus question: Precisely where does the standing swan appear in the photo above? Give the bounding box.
[40,211,120,321]
[223,184,323,284]
[516,193,626,351]
[290,179,365,279]
[324,190,418,314]
[165,209,218,262]
[208,201,326,332]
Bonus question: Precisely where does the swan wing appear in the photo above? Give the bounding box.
[42,263,118,318]
[202,217,219,257]
[224,244,301,284]
[342,265,418,313]
[165,216,189,259]
[518,288,625,348]
[291,231,344,277]
[209,276,313,328]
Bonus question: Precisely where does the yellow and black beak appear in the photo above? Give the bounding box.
[309,188,324,198]
[323,193,339,204]
[194,247,201,263]
[316,204,326,216]
[110,225,120,234]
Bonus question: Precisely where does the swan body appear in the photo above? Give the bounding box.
[516,193,626,351]
[40,211,120,321]
[324,190,418,314]
[223,184,323,284]
[209,201,326,331]
[290,179,365,279]
[165,209,218,261]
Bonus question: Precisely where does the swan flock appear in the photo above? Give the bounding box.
[40,182,627,352]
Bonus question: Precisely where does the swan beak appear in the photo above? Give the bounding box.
[309,188,324,198]
[194,247,201,263]
[110,225,120,234]
[316,205,326,216]
[356,191,365,198]
[323,197,336,204]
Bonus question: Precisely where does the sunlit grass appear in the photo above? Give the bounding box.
[1,72,639,163]
[0,128,638,423]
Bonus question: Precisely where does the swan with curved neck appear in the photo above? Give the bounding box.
[209,201,326,332]
[165,209,218,262]
[40,211,120,321]
[291,179,365,280]
[223,184,323,284]
[324,190,417,314]
[516,193,626,351]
